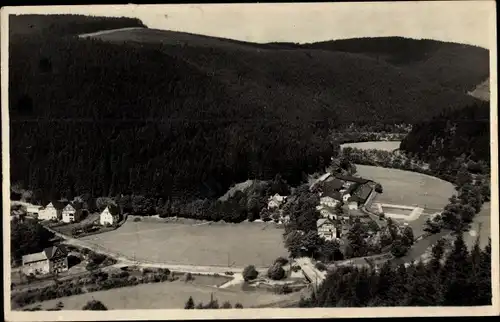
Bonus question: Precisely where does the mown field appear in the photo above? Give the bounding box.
[355,165,455,210]
[81,220,287,267]
[21,279,292,310]
[340,141,401,152]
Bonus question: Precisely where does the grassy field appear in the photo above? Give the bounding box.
[81,220,287,267]
[340,141,401,152]
[355,165,455,210]
[21,280,292,310]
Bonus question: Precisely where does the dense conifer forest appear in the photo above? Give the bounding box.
[400,101,490,163]
[9,15,489,203]
[299,235,492,307]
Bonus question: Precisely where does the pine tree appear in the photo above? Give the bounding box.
[184,296,195,309]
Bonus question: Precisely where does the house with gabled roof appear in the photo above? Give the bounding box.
[22,245,69,275]
[38,202,59,221]
[38,201,82,222]
[100,205,121,226]
[317,218,337,241]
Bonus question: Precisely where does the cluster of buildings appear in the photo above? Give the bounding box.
[25,201,120,226]
[313,173,375,242]
[265,172,376,243]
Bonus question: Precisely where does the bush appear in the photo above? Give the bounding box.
[183,272,194,282]
[315,262,327,271]
[391,240,410,258]
[82,300,108,310]
[133,217,142,222]
[242,265,259,281]
[234,303,244,309]
[274,256,289,266]
[267,263,286,280]
[375,183,383,193]
[221,301,232,309]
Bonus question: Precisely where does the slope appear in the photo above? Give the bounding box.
[8,15,489,203]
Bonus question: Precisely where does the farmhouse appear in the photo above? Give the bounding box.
[21,245,68,276]
[100,205,120,226]
[268,193,287,210]
[317,218,337,241]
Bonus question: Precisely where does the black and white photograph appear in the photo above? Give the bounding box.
[2,1,498,320]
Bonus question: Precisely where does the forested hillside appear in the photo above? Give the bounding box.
[9,14,146,38]
[400,101,490,164]
[9,15,489,202]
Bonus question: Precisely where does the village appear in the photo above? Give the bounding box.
[12,168,410,283]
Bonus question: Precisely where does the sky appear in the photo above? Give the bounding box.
[5,2,495,48]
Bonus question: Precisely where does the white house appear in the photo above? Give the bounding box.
[268,193,286,210]
[100,206,120,226]
[26,205,42,217]
[317,218,337,241]
[320,196,339,208]
[61,204,76,223]
[38,202,59,221]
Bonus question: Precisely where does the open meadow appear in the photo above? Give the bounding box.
[80,220,287,267]
[340,141,401,152]
[20,279,294,310]
[355,165,455,210]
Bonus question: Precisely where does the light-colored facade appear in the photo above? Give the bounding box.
[61,204,76,223]
[347,201,358,210]
[320,196,339,208]
[26,205,42,216]
[38,202,59,221]
[317,218,337,241]
[100,206,119,226]
[21,246,68,276]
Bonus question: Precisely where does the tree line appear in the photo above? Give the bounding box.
[299,235,491,307]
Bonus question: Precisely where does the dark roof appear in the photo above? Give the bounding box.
[355,184,373,202]
[322,179,344,196]
[334,174,371,184]
[105,205,121,216]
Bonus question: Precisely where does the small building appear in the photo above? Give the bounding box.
[26,205,43,217]
[38,202,59,221]
[61,203,77,223]
[21,245,69,276]
[317,218,337,241]
[320,196,339,208]
[268,193,287,210]
[100,205,120,226]
[347,200,359,210]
